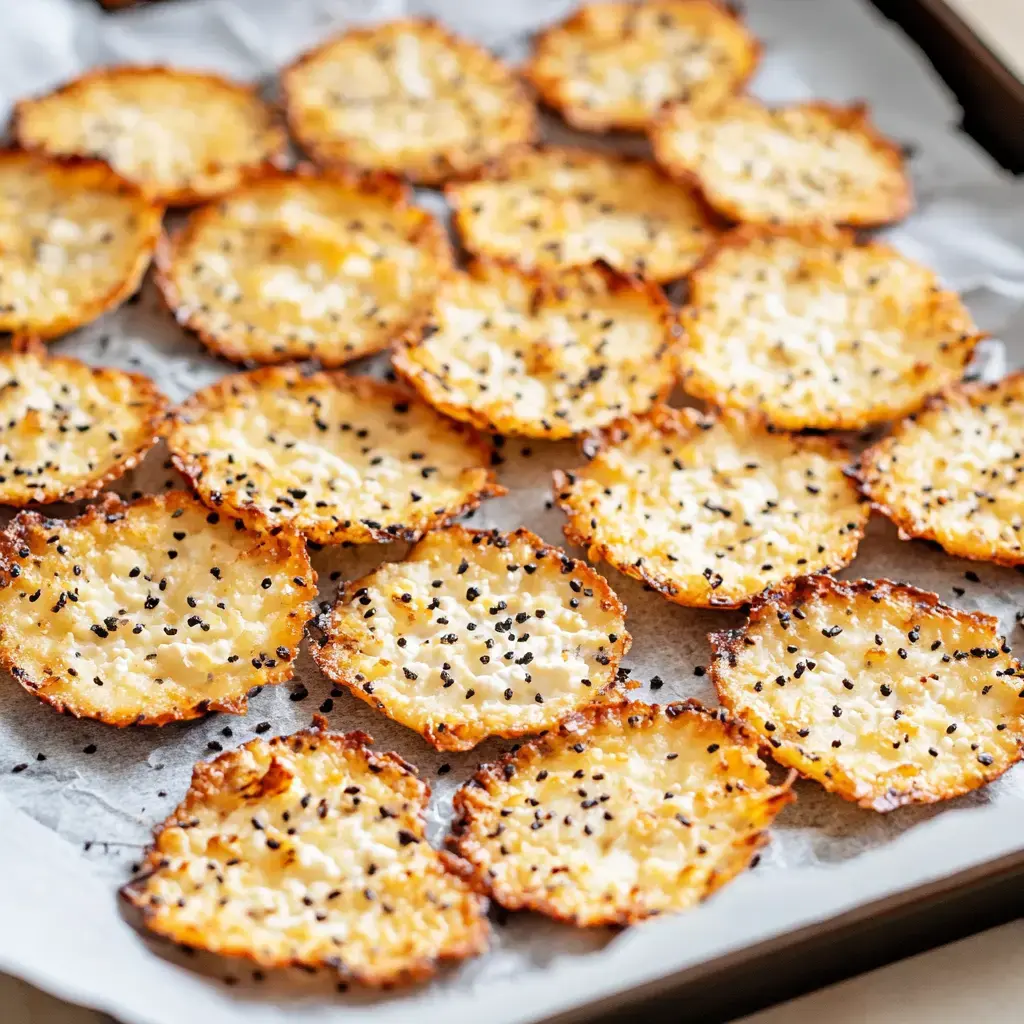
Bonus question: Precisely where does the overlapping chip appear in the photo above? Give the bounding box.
[0,150,161,339]
[156,166,451,366]
[123,717,488,983]
[651,98,911,227]
[445,146,719,282]
[281,19,535,185]
[0,492,315,726]
[554,405,867,608]
[168,367,503,545]
[525,0,760,132]
[680,226,980,430]
[312,526,629,751]
[855,374,1024,567]
[12,66,287,205]
[447,699,793,926]
[710,574,1024,811]
[392,260,677,439]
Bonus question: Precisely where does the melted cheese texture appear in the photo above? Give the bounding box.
[857,375,1024,567]
[14,67,286,204]
[0,152,160,339]
[711,575,1024,811]
[0,492,315,726]
[682,227,978,430]
[158,170,450,366]
[169,367,502,545]
[446,147,718,283]
[282,19,534,185]
[313,526,629,751]
[526,0,759,131]
[392,261,676,439]
[652,99,911,227]
[555,406,867,608]
[448,700,793,926]
[125,725,488,983]
[0,350,167,505]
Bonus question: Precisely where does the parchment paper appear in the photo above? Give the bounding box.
[1,2,1024,1023]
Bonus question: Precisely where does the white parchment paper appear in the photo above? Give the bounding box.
[1,2,1024,1023]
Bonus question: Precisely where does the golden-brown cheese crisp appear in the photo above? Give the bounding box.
[651,98,912,227]
[0,492,315,726]
[0,150,161,339]
[312,526,630,752]
[526,0,760,132]
[710,574,1024,811]
[281,19,536,185]
[392,260,678,439]
[168,366,503,546]
[12,66,287,205]
[553,405,867,608]
[123,719,488,984]
[156,166,451,366]
[0,346,168,505]
[447,699,793,926]
[680,226,979,431]
[445,146,719,283]
[855,374,1024,567]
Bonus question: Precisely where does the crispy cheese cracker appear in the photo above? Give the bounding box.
[652,98,911,227]
[554,405,867,608]
[168,367,503,545]
[681,226,979,431]
[392,260,677,439]
[123,718,488,983]
[281,19,535,185]
[13,66,287,205]
[447,699,793,926]
[156,167,450,366]
[446,146,719,283]
[710,575,1024,811]
[0,492,314,726]
[312,526,629,752]
[526,0,760,132]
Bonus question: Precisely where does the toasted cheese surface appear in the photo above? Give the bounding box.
[392,260,677,439]
[0,492,314,726]
[124,721,488,983]
[282,19,535,185]
[446,146,718,283]
[526,0,760,131]
[681,226,979,430]
[711,575,1024,811]
[448,700,793,926]
[554,405,867,608]
[157,167,450,366]
[313,526,629,751]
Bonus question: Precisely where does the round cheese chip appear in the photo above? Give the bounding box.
[0,346,168,505]
[856,374,1024,567]
[554,405,867,609]
[0,150,161,339]
[445,146,718,283]
[312,526,629,752]
[13,66,287,206]
[168,367,503,546]
[281,19,535,185]
[525,0,760,132]
[447,699,793,926]
[392,260,677,439]
[123,718,488,984]
[156,167,451,366]
[681,226,980,431]
[710,574,1024,811]
[0,492,315,726]
[651,98,911,227]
